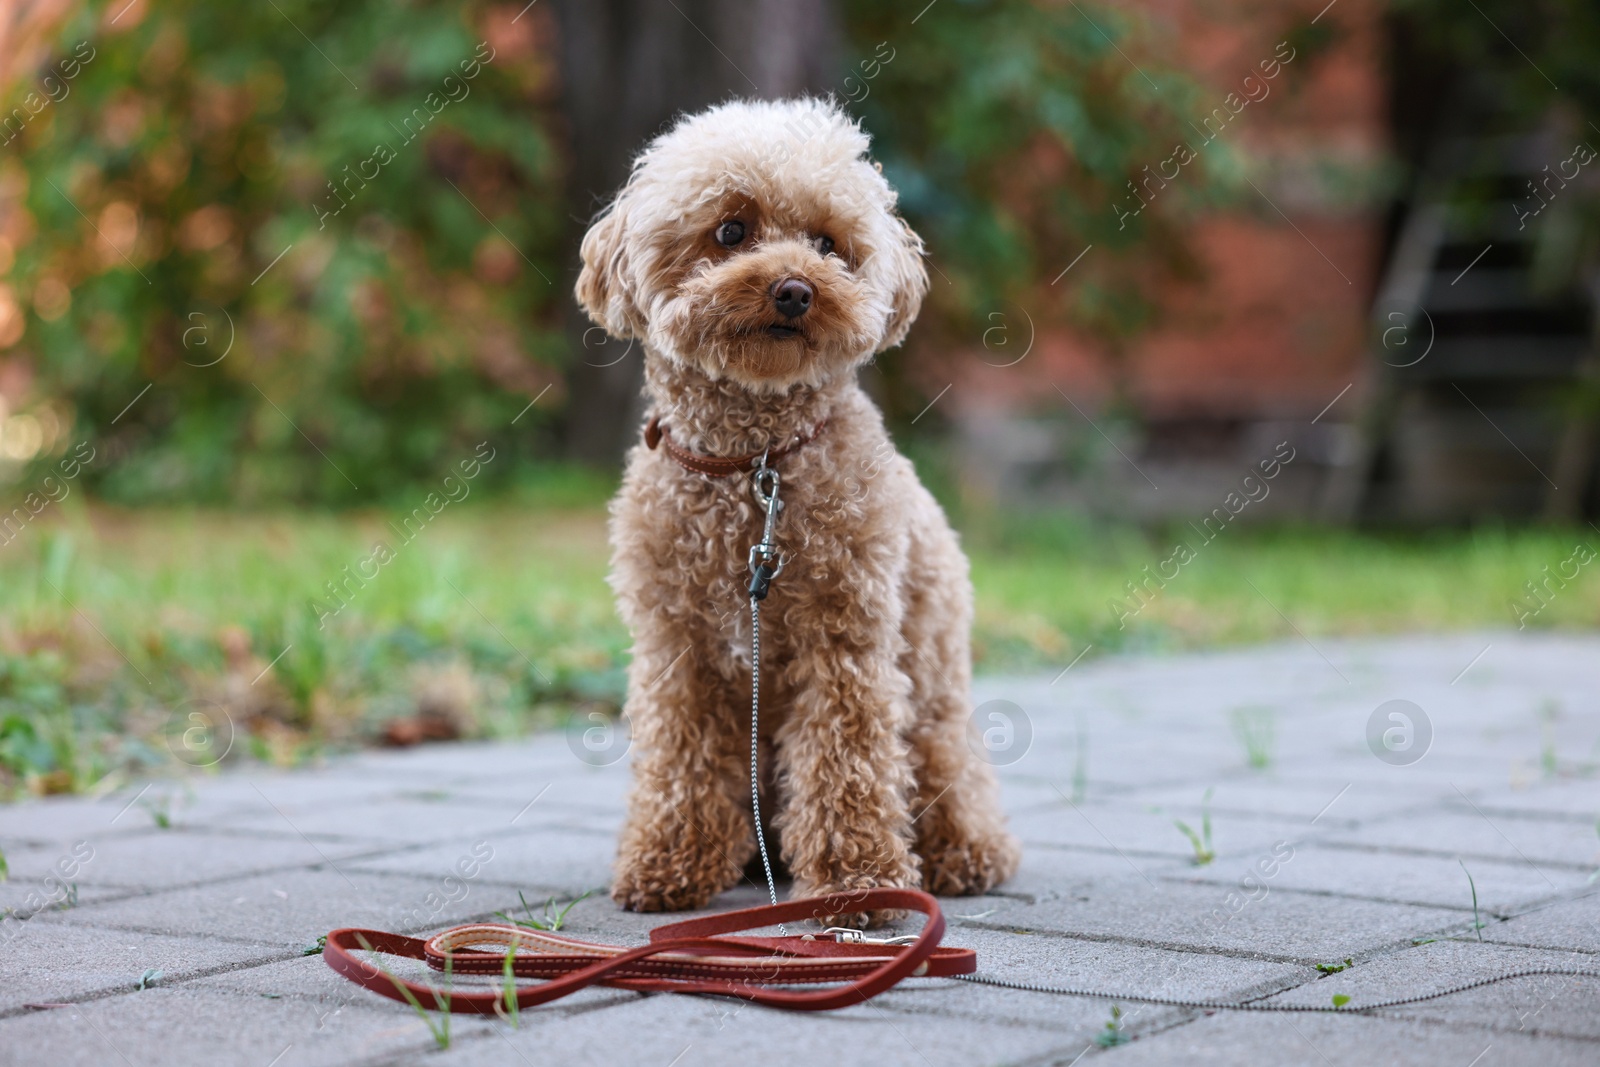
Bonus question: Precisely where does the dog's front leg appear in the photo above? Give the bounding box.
[612,639,753,912]
[774,631,921,927]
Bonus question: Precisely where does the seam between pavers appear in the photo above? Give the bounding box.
[1019,840,1226,865]
[337,867,609,895]
[1485,936,1600,956]
[1443,804,1600,826]
[823,993,1118,1034]
[957,907,1521,971]
[1366,1007,1600,1045]
[20,919,303,948]
[174,814,615,845]
[1016,1008,1205,1066]
[1154,874,1582,916]
[334,991,654,1067]
[5,848,444,921]
[1006,790,1427,828]
[1002,795,1383,827]
[10,827,612,922]
[0,947,298,1022]
[1019,1003,1600,1067]
[871,963,1313,1034]
[0,899,580,1024]
[1309,839,1600,873]
[952,918,1326,967]
[43,889,577,951]
[1478,886,1600,918]
[1016,958,1357,1063]
[1018,944,1600,1059]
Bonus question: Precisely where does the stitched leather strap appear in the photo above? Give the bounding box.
[643,415,826,477]
[324,888,969,1014]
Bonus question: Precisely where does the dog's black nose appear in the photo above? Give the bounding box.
[772,278,813,319]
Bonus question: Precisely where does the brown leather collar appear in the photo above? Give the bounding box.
[644,414,827,477]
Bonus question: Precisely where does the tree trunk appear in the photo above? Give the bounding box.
[553,0,842,466]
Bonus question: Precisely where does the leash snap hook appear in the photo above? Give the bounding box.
[747,459,785,601]
[822,927,920,946]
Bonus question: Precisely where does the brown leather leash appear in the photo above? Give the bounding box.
[643,414,827,477]
[324,887,973,1014]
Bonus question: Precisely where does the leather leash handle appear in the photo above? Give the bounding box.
[324,888,953,1014]
[651,887,948,1010]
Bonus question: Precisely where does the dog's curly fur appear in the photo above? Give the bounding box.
[576,97,1019,923]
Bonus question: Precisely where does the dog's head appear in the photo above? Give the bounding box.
[575,97,929,394]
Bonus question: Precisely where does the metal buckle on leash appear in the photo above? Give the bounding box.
[747,451,785,601]
[819,927,920,946]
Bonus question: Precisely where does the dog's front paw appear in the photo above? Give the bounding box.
[611,853,727,913]
[920,828,1021,896]
[793,861,921,930]
[611,870,716,913]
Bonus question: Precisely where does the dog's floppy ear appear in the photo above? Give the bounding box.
[575,197,641,338]
[875,215,930,353]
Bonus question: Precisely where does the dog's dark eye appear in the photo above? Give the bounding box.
[813,235,835,256]
[716,220,746,248]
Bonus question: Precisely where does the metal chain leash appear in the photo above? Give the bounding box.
[954,966,1600,1013]
[734,455,1600,1003]
[747,455,786,935]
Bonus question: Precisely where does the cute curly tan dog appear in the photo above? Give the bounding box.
[576,97,1019,921]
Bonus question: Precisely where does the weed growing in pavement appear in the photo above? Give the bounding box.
[1173,788,1215,866]
[355,933,452,1050]
[1094,1004,1131,1047]
[1459,859,1485,940]
[496,889,593,932]
[1230,705,1276,769]
[498,943,521,1029]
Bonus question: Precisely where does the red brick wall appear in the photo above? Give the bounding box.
[948,0,1387,424]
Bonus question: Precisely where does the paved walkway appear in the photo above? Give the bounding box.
[2,632,1598,1066]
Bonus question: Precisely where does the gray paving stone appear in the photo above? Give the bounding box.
[427,983,1087,1067]
[1,633,1595,1065]
[1319,806,1600,869]
[0,985,494,1067]
[1,828,385,894]
[1486,890,1600,952]
[1260,939,1600,1040]
[969,858,1470,961]
[1179,842,1586,914]
[188,789,614,844]
[1454,779,1600,819]
[0,791,181,845]
[1005,796,1313,864]
[1129,775,1442,825]
[342,824,615,898]
[42,867,522,950]
[0,923,277,1014]
[0,844,127,916]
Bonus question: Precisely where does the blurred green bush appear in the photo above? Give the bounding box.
[3,0,566,505]
[1,0,1261,500]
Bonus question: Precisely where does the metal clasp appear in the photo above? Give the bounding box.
[821,927,919,946]
[747,457,785,601]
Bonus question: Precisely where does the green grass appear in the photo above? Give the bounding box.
[0,502,1595,797]
[966,516,1600,669]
